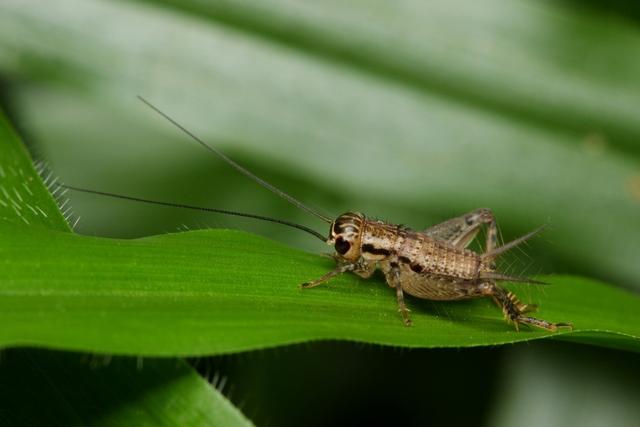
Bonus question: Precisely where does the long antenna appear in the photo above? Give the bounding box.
[61,184,327,241]
[137,96,333,224]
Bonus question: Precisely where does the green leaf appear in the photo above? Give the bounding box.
[2,222,639,355]
[0,349,253,427]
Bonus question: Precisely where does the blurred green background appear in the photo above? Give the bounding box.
[1,0,639,426]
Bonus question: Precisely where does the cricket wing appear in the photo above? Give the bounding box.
[399,269,477,301]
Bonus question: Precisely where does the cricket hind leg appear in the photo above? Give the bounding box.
[480,283,572,332]
[385,266,412,327]
[423,208,498,253]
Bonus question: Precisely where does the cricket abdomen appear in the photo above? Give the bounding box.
[358,220,489,300]
[400,233,480,279]
[393,233,488,300]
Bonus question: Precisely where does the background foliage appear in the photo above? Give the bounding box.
[1,0,639,426]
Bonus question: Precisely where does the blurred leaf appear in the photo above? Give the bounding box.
[488,343,640,427]
[0,349,253,427]
[1,0,639,289]
[148,0,640,152]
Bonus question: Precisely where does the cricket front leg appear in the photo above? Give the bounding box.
[481,283,572,332]
[385,267,413,327]
[300,263,355,289]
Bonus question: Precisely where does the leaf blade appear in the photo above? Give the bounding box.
[2,223,638,355]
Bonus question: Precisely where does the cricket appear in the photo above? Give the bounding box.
[64,96,572,332]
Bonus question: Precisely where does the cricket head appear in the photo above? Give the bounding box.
[328,212,365,262]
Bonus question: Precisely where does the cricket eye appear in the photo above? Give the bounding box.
[334,237,351,255]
